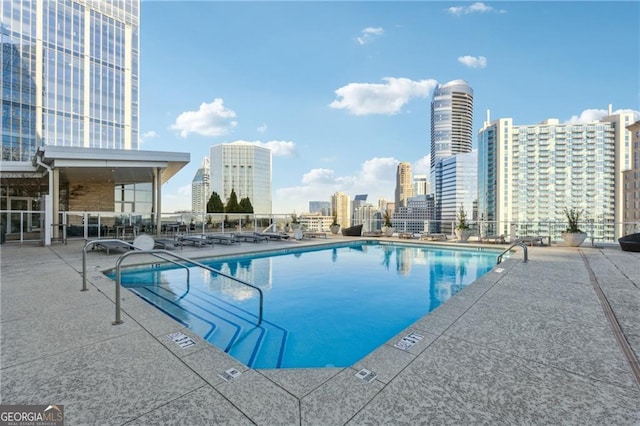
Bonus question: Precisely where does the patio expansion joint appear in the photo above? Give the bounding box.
[579,249,640,388]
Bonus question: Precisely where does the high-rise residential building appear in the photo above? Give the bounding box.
[209,142,272,214]
[623,120,640,228]
[478,108,635,241]
[331,191,350,228]
[394,162,414,211]
[309,201,330,216]
[393,194,435,234]
[192,157,210,213]
[430,80,474,169]
[435,151,477,233]
[413,174,430,196]
[429,80,474,229]
[1,0,188,242]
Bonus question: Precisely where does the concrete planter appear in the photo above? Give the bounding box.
[383,226,394,237]
[561,232,587,247]
[330,225,340,234]
[455,229,472,242]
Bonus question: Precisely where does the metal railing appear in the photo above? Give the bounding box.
[82,239,190,291]
[113,249,264,326]
[497,242,529,265]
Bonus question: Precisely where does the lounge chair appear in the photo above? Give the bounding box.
[363,230,383,237]
[516,236,544,246]
[153,237,180,250]
[255,231,290,241]
[341,224,363,237]
[233,232,268,243]
[178,235,212,247]
[480,235,505,244]
[398,232,415,239]
[94,240,133,255]
[619,233,640,252]
[420,233,447,241]
[303,231,327,239]
[205,233,240,245]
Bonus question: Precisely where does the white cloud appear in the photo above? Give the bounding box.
[329,77,437,116]
[257,123,267,133]
[256,140,296,157]
[413,155,430,175]
[447,2,505,15]
[170,98,238,138]
[177,184,192,196]
[564,108,640,124]
[357,26,384,45]
[302,168,337,185]
[138,130,158,145]
[458,55,487,69]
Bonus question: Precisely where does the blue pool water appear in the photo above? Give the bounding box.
[111,242,499,368]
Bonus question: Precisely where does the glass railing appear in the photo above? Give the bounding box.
[1,209,639,246]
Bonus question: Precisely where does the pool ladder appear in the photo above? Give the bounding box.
[81,241,264,326]
[496,242,528,265]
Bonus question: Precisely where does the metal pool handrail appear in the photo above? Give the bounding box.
[496,242,528,264]
[82,239,190,292]
[113,249,264,326]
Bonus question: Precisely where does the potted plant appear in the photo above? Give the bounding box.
[382,209,394,237]
[561,207,587,247]
[290,213,300,230]
[455,205,472,242]
[330,215,341,234]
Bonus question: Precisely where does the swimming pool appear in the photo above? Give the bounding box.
[112,241,499,368]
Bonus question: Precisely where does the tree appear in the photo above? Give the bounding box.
[206,192,224,213]
[225,188,240,213]
[238,197,254,213]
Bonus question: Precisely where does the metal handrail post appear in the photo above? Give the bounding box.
[497,242,528,264]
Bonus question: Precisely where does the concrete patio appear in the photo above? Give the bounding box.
[1,237,639,424]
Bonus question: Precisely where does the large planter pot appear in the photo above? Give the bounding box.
[561,232,587,247]
[455,229,472,242]
[330,224,340,234]
[383,226,394,237]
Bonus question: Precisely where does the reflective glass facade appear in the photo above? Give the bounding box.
[1,0,139,161]
[210,142,272,214]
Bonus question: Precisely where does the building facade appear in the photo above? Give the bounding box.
[191,157,210,213]
[478,109,635,241]
[394,162,413,211]
[623,120,640,230]
[209,142,272,215]
[430,79,474,169]
[1,0,140,161]
[430,80,474,230]
[413,174,430,196]
[437,151,477,233]
[308,201,330,216]
[331,191,350,228]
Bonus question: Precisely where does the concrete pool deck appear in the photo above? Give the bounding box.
[1,237,639,424]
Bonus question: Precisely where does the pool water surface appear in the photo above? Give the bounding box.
[112,242,498,368]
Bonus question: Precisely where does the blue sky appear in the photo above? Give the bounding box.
[139,1,640,214]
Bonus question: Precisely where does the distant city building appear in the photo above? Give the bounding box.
[353,203,377,233]
[413,174,430,196]
[392,194,435,234]
[299,212,333,232]
[395,162,414,211]
[434,151,477,233]
[192,157,210,213]
[351,194,368,224]
[209,142,272,214]
[430,80,474,229]
[331,191,351,228]
[309,201,330,215]
[478,108,635,240]
[623,120,640,227]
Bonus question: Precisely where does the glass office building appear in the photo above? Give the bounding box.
[209,142,272,215]
[1,0,139,160]
[478,110,635,240]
